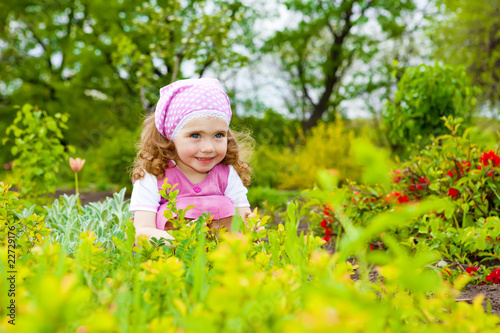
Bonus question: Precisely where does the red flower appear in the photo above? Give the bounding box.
[480,150,500,167]
[419,176,430,185]
[322,228,333,242]
[320,219,329,229]
[448,188,459,198]
[447,169,457,179]
[461,160,471,172]
[369,244,374,251]
[384,191,401,203]
[485,268,500,284]
[393,177,401,183]
[466,266,479,276]
[397,194,409,204]
[408,176,430,192]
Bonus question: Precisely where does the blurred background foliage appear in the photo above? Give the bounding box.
[1,0,500,205]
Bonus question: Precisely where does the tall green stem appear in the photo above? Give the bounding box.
[75,171,82,208]
[74,171,79,195]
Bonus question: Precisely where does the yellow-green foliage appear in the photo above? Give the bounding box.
[252,120,360,189]
[1,183,500,332]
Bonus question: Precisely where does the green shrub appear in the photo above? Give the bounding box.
[232,110,301,147]
[87,127,138,191]
[309,117,500,265]
[383,63,480,156]
[252,120,361,189]
[247,186,301,208]
[2,104,73,200]
[0,183,51,257]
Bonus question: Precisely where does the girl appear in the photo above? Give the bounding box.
[130,78,253,242]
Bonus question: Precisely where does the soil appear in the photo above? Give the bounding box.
[459,284,500,316]
[52,189,130,206]
[347,264,500,316]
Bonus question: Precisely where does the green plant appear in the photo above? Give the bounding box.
[3,178,500,331]
[308,118,500,266]
[251,120,361,190]
[90,127,138,190]
[43,188,132,253]
[247,186,300,208]
[0,183,51,257]
[383,63,480,156]
[2,104,73,200]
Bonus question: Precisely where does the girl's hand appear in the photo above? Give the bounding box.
[244,211,255,221]
[243,211,265,233]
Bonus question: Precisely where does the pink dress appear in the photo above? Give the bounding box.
[155,162,234,230]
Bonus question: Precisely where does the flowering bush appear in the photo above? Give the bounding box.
[309,118,500,269]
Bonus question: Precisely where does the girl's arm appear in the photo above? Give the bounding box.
[133,210,174,243]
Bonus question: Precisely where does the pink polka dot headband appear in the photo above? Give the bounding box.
[154,78,232,141]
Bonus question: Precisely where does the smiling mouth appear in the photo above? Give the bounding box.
[196,157,215,162]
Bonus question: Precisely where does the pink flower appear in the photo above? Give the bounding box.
[3,161,13,170]
[69,157,86,172]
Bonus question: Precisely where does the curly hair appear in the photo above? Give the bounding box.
[132,112,254,185]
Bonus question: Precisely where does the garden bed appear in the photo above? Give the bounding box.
[53,189,500,317]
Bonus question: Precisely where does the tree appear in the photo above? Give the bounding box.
[264,0,416,131]
[430,0,500,106]
[0,0,254,152]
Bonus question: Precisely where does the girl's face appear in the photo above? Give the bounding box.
[174,116,228,178]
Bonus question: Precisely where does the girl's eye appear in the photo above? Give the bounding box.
[190,133,200,139]
[215,133,225,138]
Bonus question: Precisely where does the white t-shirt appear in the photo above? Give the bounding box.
[129,165,250,213]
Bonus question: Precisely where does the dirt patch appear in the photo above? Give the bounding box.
[459,284,500,316]
[52,190,130,206]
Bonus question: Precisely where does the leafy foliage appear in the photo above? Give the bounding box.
[2,104,73,199]
[0,183,50,257]
[43,188,133,254]
[264,0,416,130]
[430,0,500,105]
[0,0,255,152]
[89,127,138,189]
[2,181,500,331]
[310,118,500,265]
[251,120,360,189]
[383,64,480,155]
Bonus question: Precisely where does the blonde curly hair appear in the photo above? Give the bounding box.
[132,112,253,185]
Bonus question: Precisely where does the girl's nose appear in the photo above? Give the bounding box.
[200,139,215,153]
